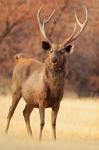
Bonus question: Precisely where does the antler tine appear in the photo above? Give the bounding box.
[75,12,82,27]
[37,7,48,40]
[37,7,55,43]
[44,9,56,23]
[62,22,77,46]
[72,7,88,41]
[62,7,88,46]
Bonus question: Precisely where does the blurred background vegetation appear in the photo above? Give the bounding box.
[0,0,99,97]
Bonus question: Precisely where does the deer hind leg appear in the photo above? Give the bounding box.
[5,90,21,134]
[51,103,60,140]
[39,104,45,140]
[23,104,33,136]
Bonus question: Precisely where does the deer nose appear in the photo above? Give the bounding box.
[52,56,57,63]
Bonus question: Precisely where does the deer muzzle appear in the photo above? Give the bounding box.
[51,52,58,64]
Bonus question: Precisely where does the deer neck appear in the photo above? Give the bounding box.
[44,62,66,88]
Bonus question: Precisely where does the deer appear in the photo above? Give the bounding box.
[5,7,88,140]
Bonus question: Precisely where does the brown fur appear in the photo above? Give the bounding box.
[5,5,88,139]
[5,44,69,140]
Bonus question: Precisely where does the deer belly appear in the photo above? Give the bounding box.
[22,87,39,106]
[22,85,45,105]
[22,84,38,106]
[21,77,45,106]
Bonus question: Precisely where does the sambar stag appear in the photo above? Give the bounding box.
[5,7,88,140]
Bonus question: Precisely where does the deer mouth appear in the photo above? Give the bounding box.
[52,61,58,67]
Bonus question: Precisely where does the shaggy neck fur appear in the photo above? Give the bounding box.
[44,60,66,88]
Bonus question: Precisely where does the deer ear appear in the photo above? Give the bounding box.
[64,44,74,54]
[42,41,51,51]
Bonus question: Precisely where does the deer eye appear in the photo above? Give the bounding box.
[59,50,64,54]
[60,51,64,54]
[50,49,53,53]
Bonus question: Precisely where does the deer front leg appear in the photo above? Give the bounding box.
[51,103,60,140]
[39,104,45,140]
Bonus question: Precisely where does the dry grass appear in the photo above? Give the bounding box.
[0,95,99,150]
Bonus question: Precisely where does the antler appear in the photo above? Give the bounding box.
[62,7,88,46]
[37,7,55,44]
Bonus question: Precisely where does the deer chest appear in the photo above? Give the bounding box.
[44,85,64,107]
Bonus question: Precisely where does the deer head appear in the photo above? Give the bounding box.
[37,7,88,70]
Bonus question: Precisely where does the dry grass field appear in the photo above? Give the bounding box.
[0,94,99,150]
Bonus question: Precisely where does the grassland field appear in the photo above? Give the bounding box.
[0,94,99,150]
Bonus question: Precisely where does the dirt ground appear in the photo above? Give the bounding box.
[0,95,99,150]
